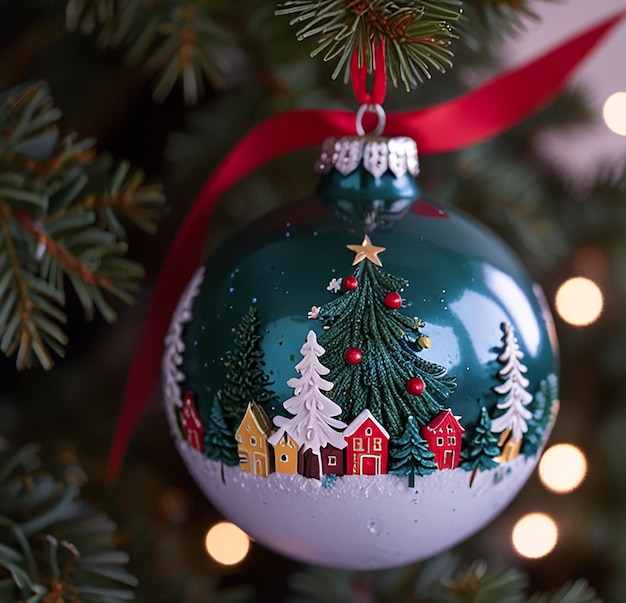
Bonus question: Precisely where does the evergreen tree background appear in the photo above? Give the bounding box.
[1,1,626,601]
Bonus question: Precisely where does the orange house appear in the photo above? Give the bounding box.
[235,402,274,477]
[268,427,300,475]
[422,409,464,470]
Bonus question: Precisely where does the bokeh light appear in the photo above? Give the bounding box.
[603,92,626,136]
[512,513,558,559]
[539,443,587,493]
[555,277,603,326]
[204,521,251,566]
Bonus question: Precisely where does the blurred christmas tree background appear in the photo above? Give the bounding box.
[1,0,626,601]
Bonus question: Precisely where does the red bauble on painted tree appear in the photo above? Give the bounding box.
[384,291,403,309]
[406,377,425,396]
[343,276,358,290]
[344,347,363,365]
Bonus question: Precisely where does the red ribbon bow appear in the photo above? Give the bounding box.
[107,10,626,480]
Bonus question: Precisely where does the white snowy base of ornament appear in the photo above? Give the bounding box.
[178,441,538,570]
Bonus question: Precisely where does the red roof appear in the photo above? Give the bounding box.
[343,409,390,439]
[424,409,464,434]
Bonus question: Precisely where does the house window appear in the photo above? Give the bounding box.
[353,438,364,451]
[280,454,288,462]
[448,436,456,446]
[236,434,242,443]
[365,427,373,436]
[328,456,337,466]
[447,424,453,433]
[373,438,382,452]
[250,436,257,446]
[246,424,251,431]
[436,437,444,446]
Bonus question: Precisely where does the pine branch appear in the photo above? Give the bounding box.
[65,0,231,105]
[461,0,557,42]
[276,0,462,90]
[0,441,137,602]
[287,554,600,602]
[0,81,164,369]
[528,579,601,603]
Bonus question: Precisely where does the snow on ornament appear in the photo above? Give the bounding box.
[161,134,559,570]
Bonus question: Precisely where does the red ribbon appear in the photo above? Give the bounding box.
[106,10,626,480]
[351,37,387,105]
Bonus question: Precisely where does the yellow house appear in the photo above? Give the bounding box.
[235,402,274,477]
[268,427,300,475]
[497,428,521,462]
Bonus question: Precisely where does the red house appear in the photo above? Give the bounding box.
[422,409,464,469]
[180,390,205,452]
[344,410,390,476]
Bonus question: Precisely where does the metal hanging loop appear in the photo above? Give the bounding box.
[356,103,386,137]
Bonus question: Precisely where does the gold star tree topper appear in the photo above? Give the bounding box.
[347,235,386,267]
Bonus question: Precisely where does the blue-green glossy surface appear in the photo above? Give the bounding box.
[181,196,558,435]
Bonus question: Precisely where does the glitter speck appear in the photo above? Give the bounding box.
[252,297,257,303]
[285,232,291,238]
[367,519,383,536]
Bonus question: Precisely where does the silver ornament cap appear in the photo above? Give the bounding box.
[315,135,420,180]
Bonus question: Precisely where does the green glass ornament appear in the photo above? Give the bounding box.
[162,133,559,570]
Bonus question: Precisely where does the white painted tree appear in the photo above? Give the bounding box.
[274,330,346,475]
[162,267,205,429]
[490,322,533,459]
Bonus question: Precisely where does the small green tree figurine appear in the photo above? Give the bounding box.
[462,406,501,485]
[318,235,456,437]
[389,416,438,487]
[221,306,275,425]
[204,393,240,466]
[522,373,559,458]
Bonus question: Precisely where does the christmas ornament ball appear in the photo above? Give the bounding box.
[162,136,559,570]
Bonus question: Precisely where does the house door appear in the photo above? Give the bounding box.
[361,455,379,476]
[253,452,267,477]
[189,431,200,450]
[443,449,454,469]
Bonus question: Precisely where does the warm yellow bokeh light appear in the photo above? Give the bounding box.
[603,92,626,136]
[555,277,603,326]
[204,521,251,566]
[512,513,558,559]
[539,443,587,493]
